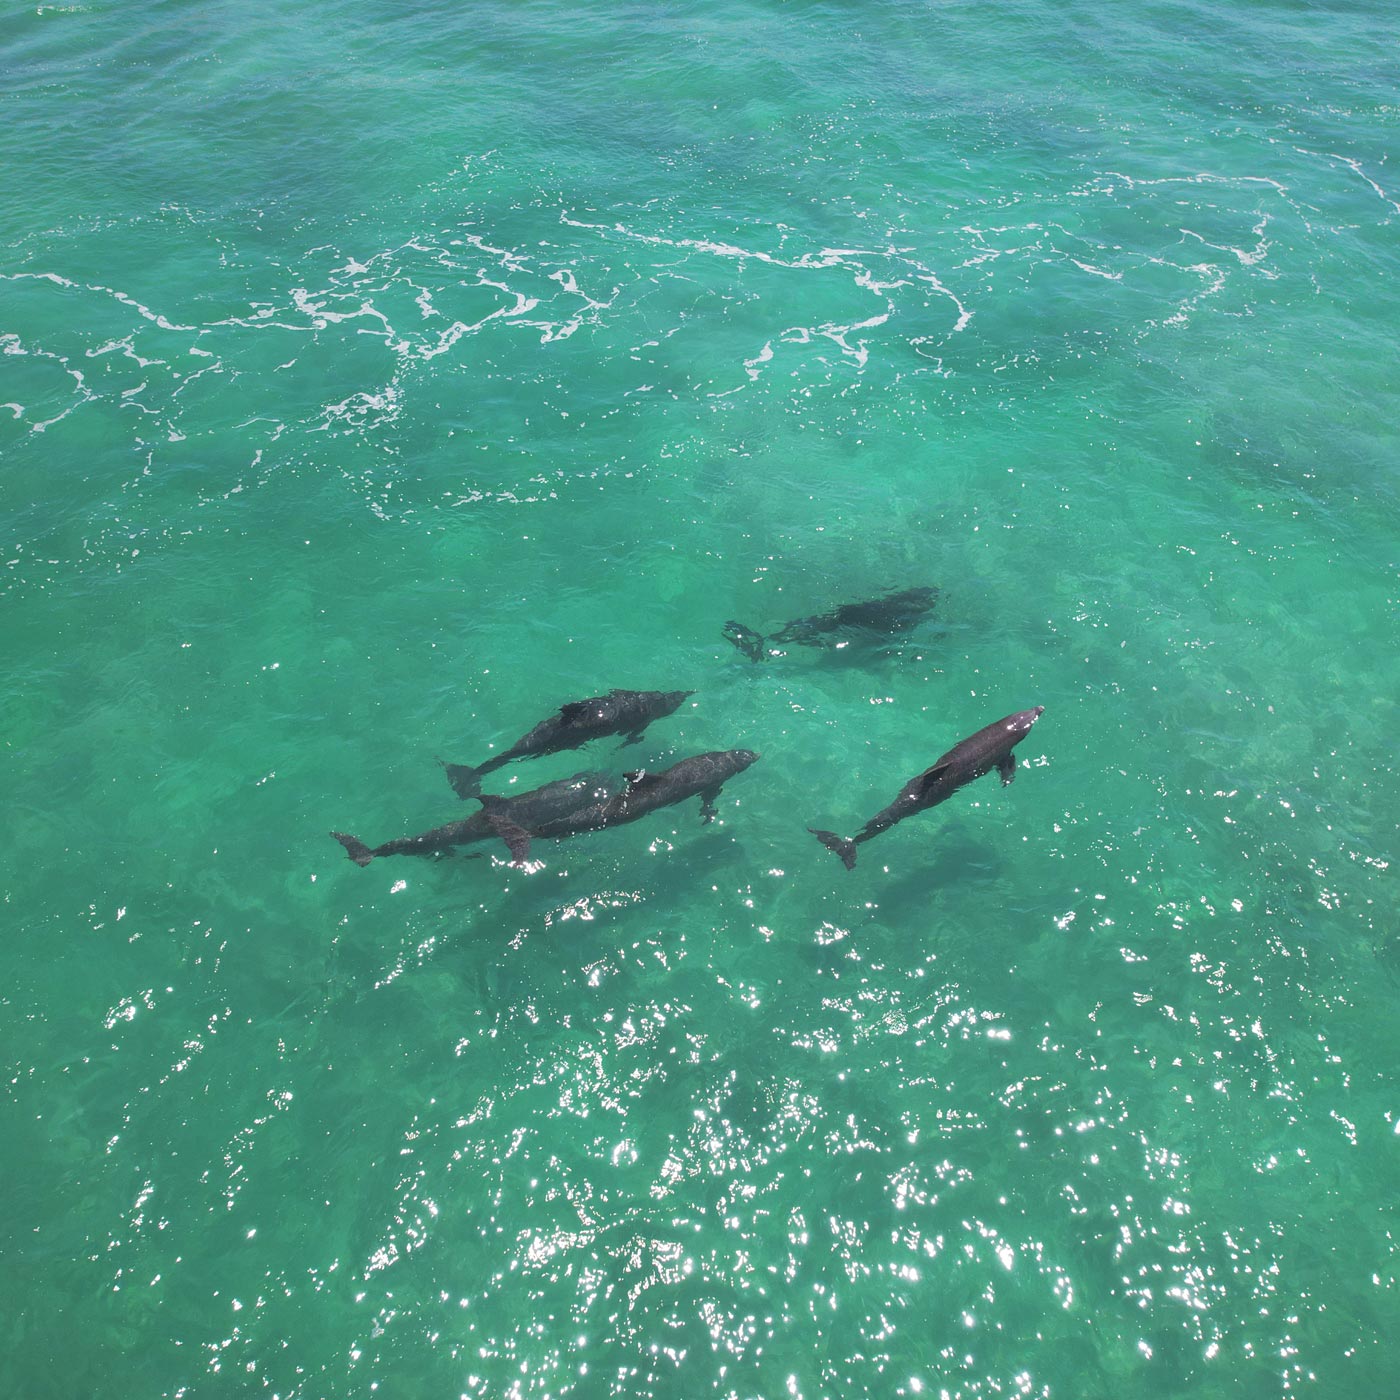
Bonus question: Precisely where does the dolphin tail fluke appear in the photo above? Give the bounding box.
[439,758,481,798]
[809,828,858,870]
[331,831,375,867]
[722,621,767,663]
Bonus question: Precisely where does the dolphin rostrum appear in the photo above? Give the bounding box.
[440,687,692,796]
[723,587,939,662]
[477,748,760,865]
[331,771,617,867]
[810,706,1045,869]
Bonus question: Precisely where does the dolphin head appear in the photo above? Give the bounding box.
[902,586,940,607]
[661,689,695,713]
[1007,706,1045,734]
[727,748,760,774]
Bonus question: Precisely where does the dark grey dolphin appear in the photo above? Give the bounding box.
[810,706,1045,869]
[440,687,692,796]
[331,770,616,867]
[478,748,760,865]
[723,587,939,662]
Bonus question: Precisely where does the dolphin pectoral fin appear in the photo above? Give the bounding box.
[809,828,858,870]
[998,754,1016,787]
[331,832,375,867]
[699,786,722,824]
[484,813,533,865]
[618,730,646,747]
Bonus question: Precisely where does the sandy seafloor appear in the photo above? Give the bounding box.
[3,2,1399,1396]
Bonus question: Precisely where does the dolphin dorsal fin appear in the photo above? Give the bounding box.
[558,700,591,722]
[624,768,668,798]
[916,761,952,795]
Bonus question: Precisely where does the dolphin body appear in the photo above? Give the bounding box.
[810,706,1045,869]
[441,687,692,796]
[723,587,939,662]
[331,771,617,867]
[477,748,760,865]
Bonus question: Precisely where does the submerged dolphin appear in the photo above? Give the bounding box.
[810,706,1045,869]
[478,748,760,865]
[332,771,616,867]
[440,687,692,796]
[723,587,939,662]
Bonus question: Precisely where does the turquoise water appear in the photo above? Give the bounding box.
[4,1,1398,1394]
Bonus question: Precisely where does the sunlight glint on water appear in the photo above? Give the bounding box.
[2,2,1398,1396]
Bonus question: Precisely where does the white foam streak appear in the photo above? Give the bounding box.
[560,211,972,343]
[288,287,395,339]
[1180,222,1275,272]
[1324,151,1400,216]
[743,341,774,380]
[88,335,169,370]
[0,328,96,433]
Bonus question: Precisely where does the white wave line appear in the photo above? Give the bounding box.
[313,380,402,435]
[1324,151,1400,215]
[1097,169,1291,196]
[207,308,318,333]
[1069,258,1122,281]
[1090,166,1322,237]
[1,329,97,433]
[546,267,611,309]
[288,287,396,338]
[785,310,892,368]
[2,270,202,335]
[460,233,532,273]
[86,335,169,369]
[1179,222,1273,270]
[1155,260,1229,328]
[560,212,971,334]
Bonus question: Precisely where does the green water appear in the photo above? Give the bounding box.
[4,1,1398,1395]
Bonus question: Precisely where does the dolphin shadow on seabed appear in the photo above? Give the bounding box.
[876,835,1008,906]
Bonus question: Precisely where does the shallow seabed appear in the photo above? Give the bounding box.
[3,1,1398,1396]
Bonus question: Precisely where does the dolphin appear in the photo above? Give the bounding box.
[440,687,692,796]
[809,706,1045,869]
[331,770,616,867]
[477,748,760,865]
[723,587,939,661]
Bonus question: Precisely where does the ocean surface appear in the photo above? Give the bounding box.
[3,1,1398,1395]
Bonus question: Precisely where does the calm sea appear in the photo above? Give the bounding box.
[3,1,1398,1395]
